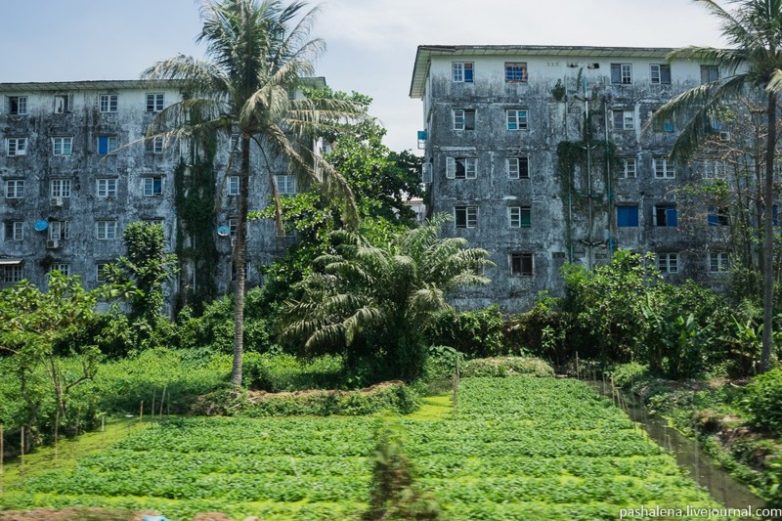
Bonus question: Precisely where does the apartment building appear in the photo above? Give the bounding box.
[410,45,745,311]
[0,79,316,310]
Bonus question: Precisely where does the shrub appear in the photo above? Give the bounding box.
[744,368,782,436]
[424,306,506,358]
[461,356,554,378]
[505,293,569,366]
[417,345,463,394]
[611,362,650,388]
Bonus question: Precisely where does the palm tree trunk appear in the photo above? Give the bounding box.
[231,134,251,387]
[761,91,777,373]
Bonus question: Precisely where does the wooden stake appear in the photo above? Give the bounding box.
[139,401,144,423]
[101,415,105,433]
[20,427,24,467]
[160,385,167,417]
[1,423,5,493]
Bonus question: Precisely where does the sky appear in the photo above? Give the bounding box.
[0,0,727,152]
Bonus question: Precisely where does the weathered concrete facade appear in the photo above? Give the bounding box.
[0,79,314,310]
[410,45,738,311]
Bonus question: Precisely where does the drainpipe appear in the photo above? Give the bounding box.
[584,77,593,269]
[604,97,614,257]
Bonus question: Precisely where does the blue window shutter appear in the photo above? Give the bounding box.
[667,207,678,227]
[617,206,638,227]
[707,207,718,226]
[98,136,108,155]
[464,65,473,83]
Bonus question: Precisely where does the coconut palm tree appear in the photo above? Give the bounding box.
[282,215,493,380]
[652,0,782,372]
[142,0,360,385]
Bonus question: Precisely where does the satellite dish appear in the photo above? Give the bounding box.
[216,225,230,237]
[34,219,49,232]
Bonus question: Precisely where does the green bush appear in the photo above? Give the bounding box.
[611,362,650,388]
[417,345,463,394]
[204,381,420,417]
[424,306,506,358]
[505,293,569,366]
[744,368,782,436]
[461,356,554,378]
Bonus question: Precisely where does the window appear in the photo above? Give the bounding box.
[8,96,27,115]
[508,206,531,228]
[2,265,23,284]
[709,252,729,272]
[654,204,678,227]
[100,94,118,113]
[650,64,672,85]
[654,158,675,179]
[453,109,475,131]
[510,253,533,276]
[7,137,28,156]
[49,221,70,240]
[146,93,164,112]
[703,159,727,179]
[5,179,24,199]
[506,109,528,130]
[701,65,719,83]
[96,262,111,283]
[145,136,164,154]
[274,174,297,195]
[97,135,118,155]
[613,110,634,131]
[50,263,71,276]
[621,158,637,178]
[505,62,528,83]
[707,206,730,226]
[227,176,240,196]
[53,94,71,113]
[611,63,633,84]
[52,137,73,156]
[446,157,478,179]
[96,220,118,240]
[617,205,639,227]
[96,178,118,198]
[657,253,679,273]
[454,206,478,228]
[452,62,474,83]
[4,221,23,241]
[507,156,530,179]
[143,176,163,196]
[228,217,238,237]
[661,120,675,133]
[50,178,71,198]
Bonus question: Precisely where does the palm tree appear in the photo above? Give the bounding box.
[282,215,493,380]
[142,0,360,386]
[652,0,782,372]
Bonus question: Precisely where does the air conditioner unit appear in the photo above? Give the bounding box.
[50,196,64,207]
[719,131,731,141]
[46,239,60,249]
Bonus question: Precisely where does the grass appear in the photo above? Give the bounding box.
[0,377,728,520]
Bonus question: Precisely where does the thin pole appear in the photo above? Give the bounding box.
[140,401,144,423]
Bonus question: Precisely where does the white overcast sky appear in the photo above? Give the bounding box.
[0,0,726,152]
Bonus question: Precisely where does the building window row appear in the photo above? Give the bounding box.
[3,135,165,157]
[451,108,528,131]
[3,92,168,116]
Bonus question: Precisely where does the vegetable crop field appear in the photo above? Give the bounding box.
[0,377,728,520]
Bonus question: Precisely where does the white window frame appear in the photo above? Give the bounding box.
[506,109,528,131]
[50,178,72,198]
[622,158,637,178]
[146,93,164,113]
[96,262,110,283]
[6,221,24,241]
[454,205,478,229]
[452,62,473,83]
[504,62,528,83]
[50,263,71,276]
[96,178,118,198]
[654,158,676,179]
[657,253,679,273]
[650,64,671,85]
[100,94,118,113]
[452,109,475,131]
[146,136,164,154]
[274,174,297,195]
[2,265,23,283]
[96,135,118,155]
[53,94,71,114]
[95,220,118,240]
[507,156,530,179]
[8,96,27,115]
[446,157,478,180]
[703,159,727,179]
[5,179,24,199]
[508,206,531,229]
[228,217,238,237]
[227,175,240,196]
[142,176,163,196]
[49,221,70,240]
[6,137,28,156]
[614,110,634,131]
[52,137,73,156]
[708,252,730,273]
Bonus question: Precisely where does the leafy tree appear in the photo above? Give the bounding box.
[142,0,360,386]
[652,0,782,371]
[105,222,178,335]
[281,215,492,380]
[0,273,101,445]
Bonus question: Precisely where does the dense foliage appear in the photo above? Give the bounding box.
[745,368,782,437]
